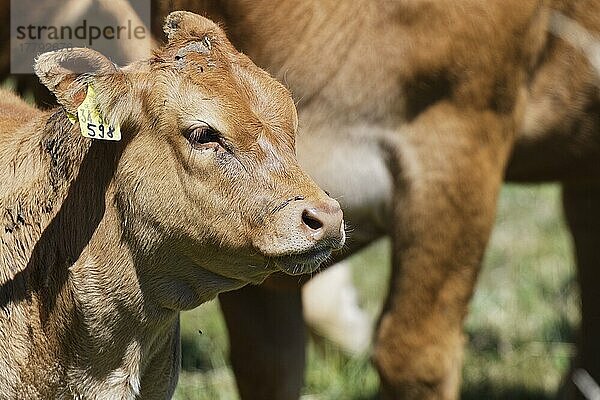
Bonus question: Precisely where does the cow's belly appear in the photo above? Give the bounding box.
[296,123,393,251]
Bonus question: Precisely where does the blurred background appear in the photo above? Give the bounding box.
[174,184,577,400]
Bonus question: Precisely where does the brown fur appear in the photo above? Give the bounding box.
[0,12,344,398]
[147,1,600,399]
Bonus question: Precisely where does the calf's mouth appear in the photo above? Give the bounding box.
[272,244,335,276]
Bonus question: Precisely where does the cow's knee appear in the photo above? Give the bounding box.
[373,318,464,400]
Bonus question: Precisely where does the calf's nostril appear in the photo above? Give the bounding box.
[302,210,323,231]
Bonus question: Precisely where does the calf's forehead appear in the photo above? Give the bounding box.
[229,58,299,136]
[140,12,299,151]
[149,49,298,149]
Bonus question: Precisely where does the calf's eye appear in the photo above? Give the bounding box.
[185,123,221,148]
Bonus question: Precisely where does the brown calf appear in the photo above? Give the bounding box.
[147,1,600,399]
[0,11,344,399]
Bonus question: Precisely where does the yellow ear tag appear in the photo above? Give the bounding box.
[76,84,121,141]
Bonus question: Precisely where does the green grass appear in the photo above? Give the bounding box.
[174,183,578,400]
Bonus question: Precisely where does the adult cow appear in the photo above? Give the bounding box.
[149,1,600,399]
[0,11,345,399]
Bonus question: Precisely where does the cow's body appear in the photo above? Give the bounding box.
[149,1,600,399]
[0,12,345,398]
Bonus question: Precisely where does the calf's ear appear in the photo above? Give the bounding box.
[163,11,219,43]
[34,47,124,114]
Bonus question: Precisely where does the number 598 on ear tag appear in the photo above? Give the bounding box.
[76,84,121,141]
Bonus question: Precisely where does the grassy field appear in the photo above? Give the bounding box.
[174,183,579,400]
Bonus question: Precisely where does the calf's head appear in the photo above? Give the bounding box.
[34,11,345,305]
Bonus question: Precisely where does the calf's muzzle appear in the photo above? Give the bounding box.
[299,199,345,248]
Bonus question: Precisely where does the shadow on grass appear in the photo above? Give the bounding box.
[350,393,382,400]
[343,385,553,400]
[462,385,552,400]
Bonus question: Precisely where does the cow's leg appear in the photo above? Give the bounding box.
[373,104,512,399]
[218,281,305,400]
[562,181,600,399]
[303,261,372,354]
